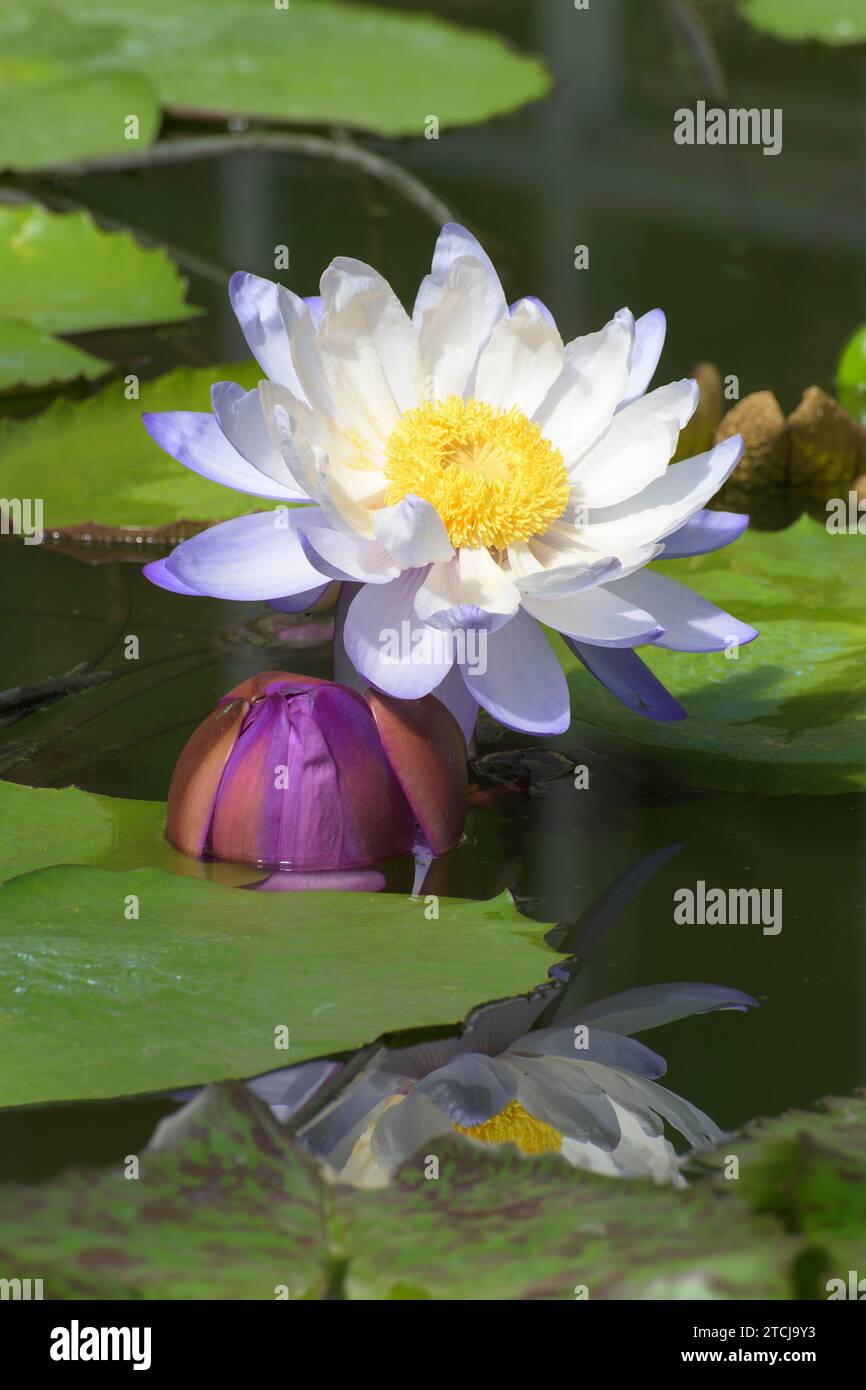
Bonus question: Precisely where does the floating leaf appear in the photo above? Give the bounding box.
[559,517,866,795]
[739,0,866,44]
[695,1092,866,1294]
[0,1085,329,1299]
[0,70,159,173]
[0,319,108,392]
[0,781,168,886]
[0,362,265,534]
[338,1136,793,1301]
[0,864,560,1106]
[0,0,551,138]
[0,1083,795,1300]
[0,203,195,335]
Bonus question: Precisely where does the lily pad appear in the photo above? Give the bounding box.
[0,781,168,886]
[0,1,551,138]
[559,516,866,794]
[0,319,108,393]
[0,864,560,1106]
[0,203,195,335]
[0,1085,329,1299]
[695,1092,866,1295]
[0,1083,795,1300]
[0,362,267,533]
[339,1136,793,1301]
[739,0,866,44]
[0,70,160,173]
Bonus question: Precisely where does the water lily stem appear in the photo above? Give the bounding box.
[12,132,455,229]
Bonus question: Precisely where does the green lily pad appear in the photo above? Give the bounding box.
[0,361,268,533]
[0,0,550,138]
[739,0,866,44]
[0,781,168,885]
[339,1136,793,1301]
[559,517,866,794]
[0,1085,329,1299]
[696,1092,866,1293]
[0,1083,795,1300]
[0,70,159,173]
[0,319,108,393]
[0,203,195,335]
[0,864,560,1106]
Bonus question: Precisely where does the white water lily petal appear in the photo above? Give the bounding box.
[619,308,667,407]
[415,555,518,632]
[297,522,401,584]
[514,553,621,599]
[584,435,745,552]
[210,381,303,493]
[344,569,455,698]
[257,381,323,501]
[572,379,698,508]
[318,257,422,428]
[228,271,306,395]
[370,495,454,568]
[166,510,325,601]
[463,609,570,734]
[412,221,502,326]
[608,569,758,652]
[534,309,634,466]
[522,584,662,648]
[416,254,507,400]
[457,547,521,614]
[369,1091,453,1171]
[561,1102,683,1185]
[500,1056,623,1150]
[414,1053,519,1126]
[580,1061,725,1149]
[142,410,304,502]
[318,461,387,539]
[473,299,565,417]
[572,983,757,1036]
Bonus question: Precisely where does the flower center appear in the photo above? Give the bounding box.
[383,396,570,551]
[455,1098,562,1155]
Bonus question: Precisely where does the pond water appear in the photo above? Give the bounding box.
[2,0,865,1183]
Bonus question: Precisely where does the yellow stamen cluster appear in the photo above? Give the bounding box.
[456,1098,562,1155]
[383,396,569,551]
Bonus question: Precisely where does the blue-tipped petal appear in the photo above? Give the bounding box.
[165,511,327,601]
[415,1053,518,1127]
[570,983,759,1036]
[142,409,302,502]
[661,509,749,558]
[509,295,557,330]
[565,637,686,723]
[143,557,204,596]
[608,570,758,653]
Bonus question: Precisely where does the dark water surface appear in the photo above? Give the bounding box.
[2,0,865,1179]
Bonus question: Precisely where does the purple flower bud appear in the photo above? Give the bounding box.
[165,671,468,871]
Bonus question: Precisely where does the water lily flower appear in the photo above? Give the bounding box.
[144,223,757,737]
[244,979,756,1187]
[166,670,467,869]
